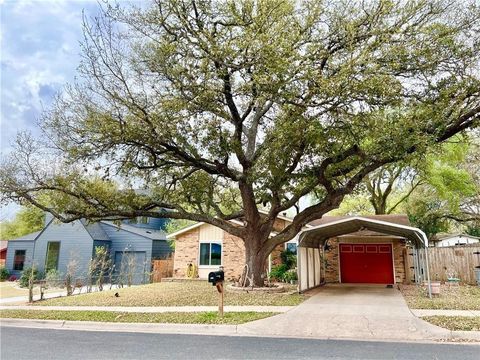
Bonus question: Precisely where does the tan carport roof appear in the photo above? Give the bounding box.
[298,216,428,248]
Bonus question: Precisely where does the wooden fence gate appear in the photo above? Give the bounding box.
[151,256,174,282]
[405,244,480,285]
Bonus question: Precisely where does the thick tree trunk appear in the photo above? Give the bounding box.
[243,232,270,287]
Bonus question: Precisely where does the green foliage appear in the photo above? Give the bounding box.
[329,192,375,216]
[407,188,451,238]
[0,310,277,325]
[283,270,298,283]
[424,140,476,209]
[0,266,9,281]
[466,225,480,238]
[45,269,63,288]
[280,250,296,270]
[269,264,288,281]
[19,267,39,288]
[0,205,44,240]
[165,219,196,234]
[164,219,197,250]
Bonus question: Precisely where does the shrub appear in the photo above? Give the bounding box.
[0,266,9,281]
[280,250,297,269]
[19,267,39,288]
[45,269,63,288]
[269,264,288,281]
[283,269,298,283]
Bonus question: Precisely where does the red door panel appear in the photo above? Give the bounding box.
[339,243,394,284]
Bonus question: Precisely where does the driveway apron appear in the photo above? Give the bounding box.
[239,284,451,341]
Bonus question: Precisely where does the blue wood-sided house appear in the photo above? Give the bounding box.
[5,214,171,284]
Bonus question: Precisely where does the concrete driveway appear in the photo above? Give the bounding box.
[239,284,450,341]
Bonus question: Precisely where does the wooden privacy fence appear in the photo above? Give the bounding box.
[151,256,174,282]
[405,245,480,285]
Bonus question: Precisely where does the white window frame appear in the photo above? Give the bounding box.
[198,241,222,268]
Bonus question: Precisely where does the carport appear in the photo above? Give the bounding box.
[297,217,432,297]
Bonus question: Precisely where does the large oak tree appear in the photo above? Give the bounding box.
[1,0,480,285]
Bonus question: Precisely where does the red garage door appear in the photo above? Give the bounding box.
[339,243,394,284]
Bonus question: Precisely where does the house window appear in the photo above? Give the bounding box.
[199,243,222,266]
[45,242,61,271]
[13,250,26,271]
[286,242,297,254]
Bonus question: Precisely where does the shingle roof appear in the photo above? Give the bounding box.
[7,230,42,241]
[433,233,480,241]
[80,220,110,241]
[100,221,167,240]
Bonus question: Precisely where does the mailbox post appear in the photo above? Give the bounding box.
[208,268,225,317]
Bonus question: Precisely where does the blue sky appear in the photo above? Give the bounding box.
[0,0,101,154]
[0,0,102,220]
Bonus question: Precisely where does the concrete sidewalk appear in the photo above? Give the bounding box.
[412,309,480,317]
[0,305,293,313]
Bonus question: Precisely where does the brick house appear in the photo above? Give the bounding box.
[168,215,292,281]
[167,214,430,290]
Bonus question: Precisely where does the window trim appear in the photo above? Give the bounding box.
[198,242,222,267]
[45,241,61,272]
[13,250,26,271]
[285,240,298,254]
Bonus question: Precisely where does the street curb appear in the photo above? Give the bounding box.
[2,318,479,344]
[0,318,239,336]
[0,305,293,313]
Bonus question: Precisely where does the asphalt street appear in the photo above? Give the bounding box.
[1,326,479,360]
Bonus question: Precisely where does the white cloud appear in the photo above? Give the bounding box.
[0,0,100,153]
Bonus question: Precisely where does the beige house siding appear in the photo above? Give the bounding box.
[323,237,406,284]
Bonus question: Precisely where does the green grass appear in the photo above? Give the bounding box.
[0,310,277,324]
[0,281,61,299]
[399,285,480,310]
[422,316,480,331]
[34,281,305,307]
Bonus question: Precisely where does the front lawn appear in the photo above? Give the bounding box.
[422,316,480,331]
[0,282,60,299]
[34,281,305,307]
[399,284,480,310]
[0,309,275,324]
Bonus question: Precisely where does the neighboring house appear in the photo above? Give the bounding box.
[5,214,171,284]
[167,213,427,290]
[430,233,480,247]
[0,241,7,266]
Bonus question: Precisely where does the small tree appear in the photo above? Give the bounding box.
[65,252,80,296]
[94,246,112,291]
[124,252,137,287]
[27,263,37,303]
